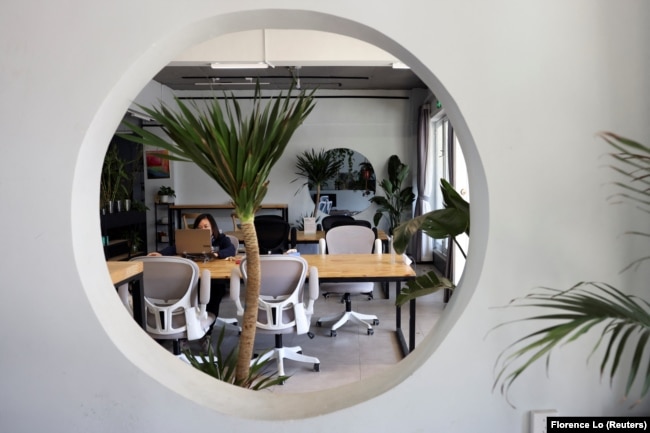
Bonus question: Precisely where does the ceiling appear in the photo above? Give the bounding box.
[153,65,428,92]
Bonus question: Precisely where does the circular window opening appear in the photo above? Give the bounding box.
[75,10,487,420]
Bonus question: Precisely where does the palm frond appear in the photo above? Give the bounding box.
[396,271,454,306]
[492,283,650,408]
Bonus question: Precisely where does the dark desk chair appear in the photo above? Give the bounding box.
[254,215,290,254]
[321,215,355,231]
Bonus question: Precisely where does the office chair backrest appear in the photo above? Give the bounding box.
[254,215,290,254]
[226,234,239,253]
[137,256,198,301]
[330,219,372,229]
[130,256,212,343]
[237,255,317,333]
[325,225,376,254]
[321,215,355,231]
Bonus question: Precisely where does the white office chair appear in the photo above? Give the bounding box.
[230,255,321,377]
[130,256,215,355]
[316,225,380,336]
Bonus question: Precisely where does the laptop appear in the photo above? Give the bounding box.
[174,229,212,255]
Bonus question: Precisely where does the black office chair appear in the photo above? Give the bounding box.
[321,215,355,231]
[254,215,290,254]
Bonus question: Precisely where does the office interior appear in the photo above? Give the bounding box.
[2,2,649,433]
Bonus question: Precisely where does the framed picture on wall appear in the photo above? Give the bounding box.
[146,149,170,179]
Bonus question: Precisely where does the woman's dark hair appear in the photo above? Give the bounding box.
[193,213,220,237]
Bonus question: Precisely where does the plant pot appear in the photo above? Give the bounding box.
[303,217,317,234]
[124,199,131,212]
[159,195,169,203]
[108,201,115,214]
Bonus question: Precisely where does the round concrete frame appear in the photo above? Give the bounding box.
[72,9,488,420]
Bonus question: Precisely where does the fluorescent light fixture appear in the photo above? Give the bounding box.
[210,62,269,69]
[126,108,153,121]
[391,61,410,69]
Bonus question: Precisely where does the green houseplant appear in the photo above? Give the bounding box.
[370,155,415,234]
[100,143,130,213]
[121,83,315,384]
[157,185,175,203]
[492,132,650,408]
[293,148,343,218]
[392,178,470,305]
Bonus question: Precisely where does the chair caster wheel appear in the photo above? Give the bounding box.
[330,330,337,337]
[316,321,322,327]
[308,331,315,339]
[314,363,320,372]
[372,319,380,326]
[323,294,330,299]
[367,328,374,335]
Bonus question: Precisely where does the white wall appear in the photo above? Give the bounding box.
[1,2,649,432]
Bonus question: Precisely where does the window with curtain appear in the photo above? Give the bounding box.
[420,110,468,285]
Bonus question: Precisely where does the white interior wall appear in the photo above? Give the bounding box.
[1,1,649,433]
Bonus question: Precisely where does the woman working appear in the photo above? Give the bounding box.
[149,213,236,259]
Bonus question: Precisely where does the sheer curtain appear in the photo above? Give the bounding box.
[414,104,433,262]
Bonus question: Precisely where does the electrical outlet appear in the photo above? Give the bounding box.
[530,410,559,433]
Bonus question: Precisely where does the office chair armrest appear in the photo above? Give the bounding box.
[198,269,211,317]
[306,266,319,315]
[229,267,244,316]
[374,238,382,255]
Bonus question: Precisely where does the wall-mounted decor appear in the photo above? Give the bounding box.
[146,149,170,179]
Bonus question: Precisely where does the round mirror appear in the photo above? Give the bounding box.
[309,148,376,216]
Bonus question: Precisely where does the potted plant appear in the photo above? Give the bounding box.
[100,143,130,213]
[293,148,343,220]
[370,155,416,234]
[157,185,175,203]
[121,81,316,384]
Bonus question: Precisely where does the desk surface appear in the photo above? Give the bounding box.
[107,261,143,285]
[197,254,414,281]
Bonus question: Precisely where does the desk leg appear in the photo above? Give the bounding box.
[131,276,146,330]
[409,298,416,353]
[395,281,409,357]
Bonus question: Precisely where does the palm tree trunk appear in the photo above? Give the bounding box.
[235,220,261,382]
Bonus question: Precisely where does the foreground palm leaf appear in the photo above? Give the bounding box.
[494,132,650,407]
[391,178,469,305]
[183,327,289,390]
[121,83,315,383]
[492,283,650,408]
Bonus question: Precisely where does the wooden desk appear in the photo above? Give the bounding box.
[107,261,145,330]
[197,253,416,356]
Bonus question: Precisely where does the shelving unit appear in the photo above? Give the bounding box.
[154,202,173,252]
[101,210,147,261]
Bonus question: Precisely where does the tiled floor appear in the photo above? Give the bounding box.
[180,263,447,394]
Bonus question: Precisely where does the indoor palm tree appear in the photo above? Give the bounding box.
[492,132,650,408]
[121,83,316,383]
[293,148,343,218]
